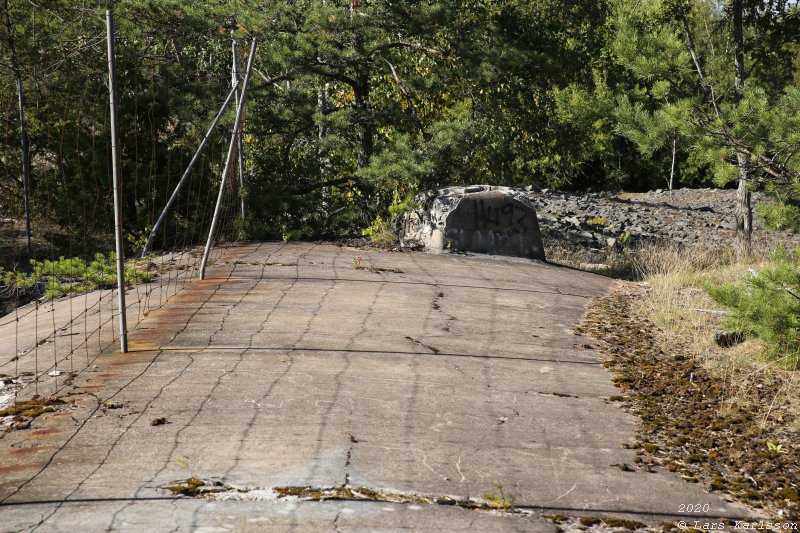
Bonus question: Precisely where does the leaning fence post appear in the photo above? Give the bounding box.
[199,38,256,281]
[106,9,128,353]
[232,38,246,222]
[140,81,240,258]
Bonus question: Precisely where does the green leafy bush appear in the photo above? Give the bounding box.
[0,254,152,300]
[362,216,397,248]
[362,191,418,248]
[707,249,800,369]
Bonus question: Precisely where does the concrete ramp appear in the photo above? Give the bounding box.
[0,243,752,531]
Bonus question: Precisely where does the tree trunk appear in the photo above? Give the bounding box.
[734,155,752,259]
[669,136,676,195]
[318,1,329,181]
[232,38,246,222]
[353,74,375,223]
[731,0,752,259]
[15,78,33,258]
[353,74,373,169]
[317,83,329,180]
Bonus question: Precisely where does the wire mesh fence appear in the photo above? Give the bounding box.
[0,4,250,423]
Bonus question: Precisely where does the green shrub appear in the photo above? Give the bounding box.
[757,201,800,232]
[707,248,800,369]
[362,216,397,248]
[362,191,417,248]
[617,230,633,249]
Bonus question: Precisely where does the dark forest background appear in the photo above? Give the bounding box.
[2,0,799,252]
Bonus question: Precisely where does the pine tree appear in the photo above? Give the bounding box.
[611,0,800,257]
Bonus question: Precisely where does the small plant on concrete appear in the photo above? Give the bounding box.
[482,482,516,510]
[766,441,785,455]
[350,255,403,274]
[177,455,191,470]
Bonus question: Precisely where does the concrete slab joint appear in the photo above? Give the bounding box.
[401,185,546,260]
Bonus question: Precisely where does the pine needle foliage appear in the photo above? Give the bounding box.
[0,254,152,300]
[708,248,800,369]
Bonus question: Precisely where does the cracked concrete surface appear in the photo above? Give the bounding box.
[0,242,753,531]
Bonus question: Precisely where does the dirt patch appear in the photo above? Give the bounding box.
[575,284,800,520]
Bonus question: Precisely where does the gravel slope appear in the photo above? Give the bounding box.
[529,188,800,254]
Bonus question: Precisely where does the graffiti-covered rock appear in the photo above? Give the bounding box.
[401,185,546,260]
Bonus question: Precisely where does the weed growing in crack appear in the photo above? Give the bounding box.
[482,482,517,510]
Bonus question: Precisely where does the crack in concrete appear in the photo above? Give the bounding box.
[155,479,729,527]
[404,336,441,355]
[421,452,450,482]
[332,508,343,532]
[164,480,537,517]
[343,435,355,487]
[538,391,580,399]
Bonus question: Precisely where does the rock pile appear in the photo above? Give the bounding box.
[401,185,800,258]
[528,187,800,254]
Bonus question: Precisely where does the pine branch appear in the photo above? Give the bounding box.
[382,57,424,136]
[720,132,800,181]
[368,41,444,60]
[308,61,358,87]
[682,15,722,119]
[289,177,354,196]
[254,68,293,87]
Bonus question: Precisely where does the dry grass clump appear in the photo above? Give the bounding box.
[630,240,736,279]
[544,238,734,281]
[631,242,738,338]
